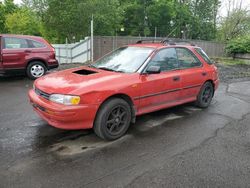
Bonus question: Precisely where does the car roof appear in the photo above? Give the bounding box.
[0,34,43,40]
[128,42,198,50]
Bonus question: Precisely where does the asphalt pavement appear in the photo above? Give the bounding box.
[0,75,250,188]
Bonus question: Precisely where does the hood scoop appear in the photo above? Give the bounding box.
[73,69,97,75]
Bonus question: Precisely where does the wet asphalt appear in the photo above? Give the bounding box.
[0,75,250,188]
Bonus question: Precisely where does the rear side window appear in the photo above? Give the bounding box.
[4,37,29,49]
[195,48,213,65]
[28,40,46,48]
[176,48,202,68]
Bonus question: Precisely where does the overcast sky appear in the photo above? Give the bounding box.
[10,0,250,17]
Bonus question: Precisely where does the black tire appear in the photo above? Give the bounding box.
[26,61,47,80]
[196,81,214,108]
[94,98,132,140]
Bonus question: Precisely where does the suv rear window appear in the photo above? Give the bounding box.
[195,48,213,65]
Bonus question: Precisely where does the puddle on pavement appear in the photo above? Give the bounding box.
[47,105,201,156]
[135,113,184,132]
[48,134,132,156]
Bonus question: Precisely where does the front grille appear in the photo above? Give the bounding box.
[35,87,50,100]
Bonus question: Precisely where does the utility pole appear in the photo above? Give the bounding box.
[91,14,94,62]
[154,27,157,39]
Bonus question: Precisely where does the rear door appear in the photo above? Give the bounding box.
[0,36,3,70]
[2,37,30,69]
[176,47,206,99]
[138,48,181,114]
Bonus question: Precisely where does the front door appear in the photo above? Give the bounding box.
[2,37,30,69]
[137,48,181,114]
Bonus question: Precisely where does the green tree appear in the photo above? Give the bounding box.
[217,9,250,41]
[5,8,42,35]
[121,3,145,36]
[147,0,175,37]
[7,0,225,41]
[189,0,220,40]
[37,0,122,43]
[0,0,17,33]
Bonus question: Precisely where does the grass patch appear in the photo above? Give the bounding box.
[212,57,250,66]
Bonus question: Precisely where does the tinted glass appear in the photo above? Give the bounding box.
[147,48,179,71]
[30,40,46,48]
[4,37,28,49]
[176,48,201,68]
[195,48,213,64]
[93,47,154,73]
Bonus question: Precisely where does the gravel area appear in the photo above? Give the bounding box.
[216,63,250,83]
[56,62,250,83]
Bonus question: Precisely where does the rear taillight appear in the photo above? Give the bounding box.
[50,46,56,59]
[52,52,56,59]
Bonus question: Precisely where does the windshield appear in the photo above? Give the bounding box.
[92,46,154,73]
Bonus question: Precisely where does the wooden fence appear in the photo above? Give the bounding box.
[93,36,226,61]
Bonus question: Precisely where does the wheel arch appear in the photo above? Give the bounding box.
[204,79,215,96]
[96,93,136,124]
[26,59,48,70]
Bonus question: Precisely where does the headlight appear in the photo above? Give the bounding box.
[49,94,80,105]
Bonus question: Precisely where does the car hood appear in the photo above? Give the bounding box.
[35,66,125,94]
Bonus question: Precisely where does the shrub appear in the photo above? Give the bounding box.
[226,35,250,54]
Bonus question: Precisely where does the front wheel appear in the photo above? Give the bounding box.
[26,61,47,80]
[94,98,132,140]
[196,82,214,108]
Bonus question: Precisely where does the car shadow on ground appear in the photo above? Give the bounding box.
[0,75,28,82]
[32,102,205,157]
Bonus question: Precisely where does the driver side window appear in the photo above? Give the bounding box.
[147,48,179,72]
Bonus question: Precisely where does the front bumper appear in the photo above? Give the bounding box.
[28,89,99,130]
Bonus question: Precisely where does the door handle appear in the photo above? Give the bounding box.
[202,72,207,76]
[173,76,180,81]
[24,50,31,53]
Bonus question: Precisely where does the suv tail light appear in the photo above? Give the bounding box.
[49,45,56,59]
[0,37,2,63]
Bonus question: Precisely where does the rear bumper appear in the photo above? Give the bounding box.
[214,78,219,90]
[28,89,99,130]
[48,59,59,70]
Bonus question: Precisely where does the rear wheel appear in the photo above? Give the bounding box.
[26,61,47,80]
[196,82,214,108]
[94,98,131,140]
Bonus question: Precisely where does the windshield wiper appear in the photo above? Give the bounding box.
[98,67,124,72]
[86,64,97,68]
[98,67,114,71]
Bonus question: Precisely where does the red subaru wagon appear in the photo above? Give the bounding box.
[29,40,219,140]
[0,34,58,79]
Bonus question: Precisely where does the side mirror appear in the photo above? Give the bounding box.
[146,66,161,74]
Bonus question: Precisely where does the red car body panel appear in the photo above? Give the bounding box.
[29,43,219,130]
[0,34,58,75]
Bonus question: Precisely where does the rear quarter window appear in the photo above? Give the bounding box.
[195,48,213,65]
[28,40,46,48]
